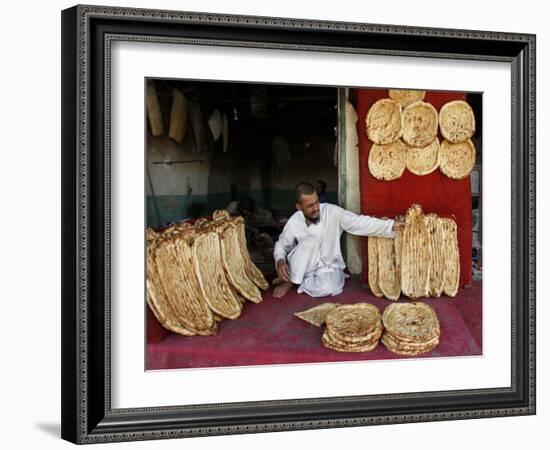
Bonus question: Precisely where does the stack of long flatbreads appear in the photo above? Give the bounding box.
[146,209,269,336]
[368,203,460,301]
[366,91,475,180]
[381,302,440,355]
[321,303,383,352]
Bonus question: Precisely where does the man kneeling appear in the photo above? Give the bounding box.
[272,182,405,298]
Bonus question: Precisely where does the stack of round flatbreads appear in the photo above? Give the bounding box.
[322,303,383,352]
[366,94,477,180]
[381,302,440,356]
[366,94,442,180]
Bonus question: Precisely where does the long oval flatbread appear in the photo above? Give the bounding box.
[440,218,460,297]
[154,237,218,333]
[146,239,202,336]
[400,204,431,299]
[172,229,218,336]
[212,209,231,221]
[192,228,242,319]
[368,236,384,297]
[147,232,197,335]
[394,226,403,280]
[425,214,445,298]
[232,216,269,290]
[218,221,262,303]
[377,237,401,300]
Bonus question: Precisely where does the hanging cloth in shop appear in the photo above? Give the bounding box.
[222,113,229,152]
[207,109,223,141]
[146,80,164,137]
[168,89,188,144]
[272,135,292,180]
[189,100,208,152]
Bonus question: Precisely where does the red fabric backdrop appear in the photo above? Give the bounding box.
[355,89,472,288]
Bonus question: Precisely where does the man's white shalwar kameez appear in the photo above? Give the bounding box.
[273,203,395,298]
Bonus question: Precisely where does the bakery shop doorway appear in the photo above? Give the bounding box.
[146,80,338,276]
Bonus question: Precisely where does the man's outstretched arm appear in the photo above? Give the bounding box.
[338,207,405,238]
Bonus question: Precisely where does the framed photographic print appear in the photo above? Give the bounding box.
[61,4,536,444]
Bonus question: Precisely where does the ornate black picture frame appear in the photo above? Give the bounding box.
[61,4,536,444]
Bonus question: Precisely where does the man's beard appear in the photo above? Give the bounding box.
[304,213,320,224]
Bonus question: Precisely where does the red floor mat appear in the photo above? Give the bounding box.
[146,277,482,370]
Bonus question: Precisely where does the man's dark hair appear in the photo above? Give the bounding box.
[316,179,327,192]
[295,182,315,203]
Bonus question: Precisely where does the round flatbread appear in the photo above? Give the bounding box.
[388,89,426,107]
[325,324,384,345]
[325,303,382,342]
[439,100,475,143]
[328,323,383,346]
[368,139,407,181]
[439,139,476,179]
[405,138,440,176]
[402,101,438,147]
[383,327,440,346]
[322,331,379,353]
[382,302,440,342]
[381,332,439,356]
[366,99,403,144]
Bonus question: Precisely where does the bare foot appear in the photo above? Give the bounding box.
[272,277,283,286]
[273,281,293,299]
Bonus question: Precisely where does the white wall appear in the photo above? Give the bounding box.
[0,1,545,449]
